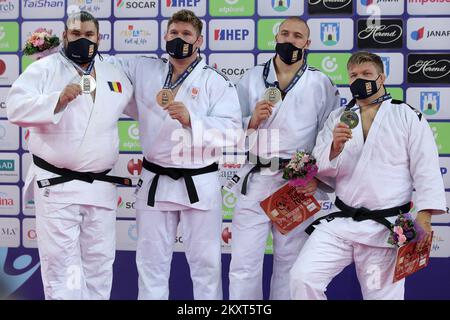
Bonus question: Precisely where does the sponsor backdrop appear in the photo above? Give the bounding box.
[0,0,449,299]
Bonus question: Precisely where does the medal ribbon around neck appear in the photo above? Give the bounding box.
[163,57,202,90]
[341,93,392,129]
[60,48,96,94]
[262,57,308,96]
[60,47,95,77]
[156,57,201,107]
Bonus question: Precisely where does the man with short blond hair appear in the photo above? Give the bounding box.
[289,51,446,300]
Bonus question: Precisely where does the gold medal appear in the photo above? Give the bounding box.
[340,110,359,129]
[264,87,282,104]
[80,75,96,94]
[156,89,174,107]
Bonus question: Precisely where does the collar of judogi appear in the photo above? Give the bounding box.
[163,57,202,90]
[262,57,307,96]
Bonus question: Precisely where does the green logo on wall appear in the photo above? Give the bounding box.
[386,87,403,101]
[0,22,19,52]
[210,0,255,17]
[307,53,351,85]
[119,121,141,152]
[222,188,237,220]
[21,55,34,71]
[429,123,450,154]
[257,19,284,50]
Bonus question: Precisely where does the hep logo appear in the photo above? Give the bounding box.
[127,159,142,175]
[166,0,200,7]
[222,227,232,244]
[214,29,250,41]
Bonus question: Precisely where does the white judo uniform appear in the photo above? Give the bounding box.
[108,56,241,300]
[6,52,134,299]
[290,98,447,300]
[228,59,341,300]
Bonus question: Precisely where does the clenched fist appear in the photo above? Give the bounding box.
[55,84,82,114]
[248,100,275,130]
[163,101,191,127]
[330,122,352,160]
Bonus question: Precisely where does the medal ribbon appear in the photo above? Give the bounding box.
[262,57,308,96]
[346,92,392,111]
[163,57,202,90]
[59,48,95,76]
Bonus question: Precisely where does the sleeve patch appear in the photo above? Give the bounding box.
[391,99,423,121]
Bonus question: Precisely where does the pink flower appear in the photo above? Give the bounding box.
[32,38,45,47]
[393,226,404,235]
[302,155,310,163]
[397,234,407,246]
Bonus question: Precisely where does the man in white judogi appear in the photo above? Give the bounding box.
[6,12,135,299]
[107,10,241,300]
[290,51,446,300]
[228,17,340,300]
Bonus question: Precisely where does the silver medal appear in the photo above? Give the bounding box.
[264,87,282,104]
[340,110,359,129]
[80,75,96,94]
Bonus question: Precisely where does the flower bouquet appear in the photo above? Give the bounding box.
[388,213,419,247]
[282,150,318,187]
[23,28,60,61]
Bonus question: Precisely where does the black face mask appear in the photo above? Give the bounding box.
[166,37,197,59]
[65,37,98,64]
[350,75,381,100]
[275,42,305,65]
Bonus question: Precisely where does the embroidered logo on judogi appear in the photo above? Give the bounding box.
[191,87,199,99]
[108,81,122,93]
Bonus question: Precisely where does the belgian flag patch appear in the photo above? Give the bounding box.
[108,81,122,93]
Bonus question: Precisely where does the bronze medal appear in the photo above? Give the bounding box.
[156,89,174,107]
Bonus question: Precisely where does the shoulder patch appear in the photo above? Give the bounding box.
[203,65,231,82]
[391,99,423,121]
[308,66,336,86]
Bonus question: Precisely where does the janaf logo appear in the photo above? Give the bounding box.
[407,54,450,84]
[357,19,403,49]
[308,0,353,15]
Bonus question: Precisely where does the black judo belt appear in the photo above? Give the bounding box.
[240,154,290,195]
[305,197,411,235]
[142,157,219,207]
[33,155,132,188]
